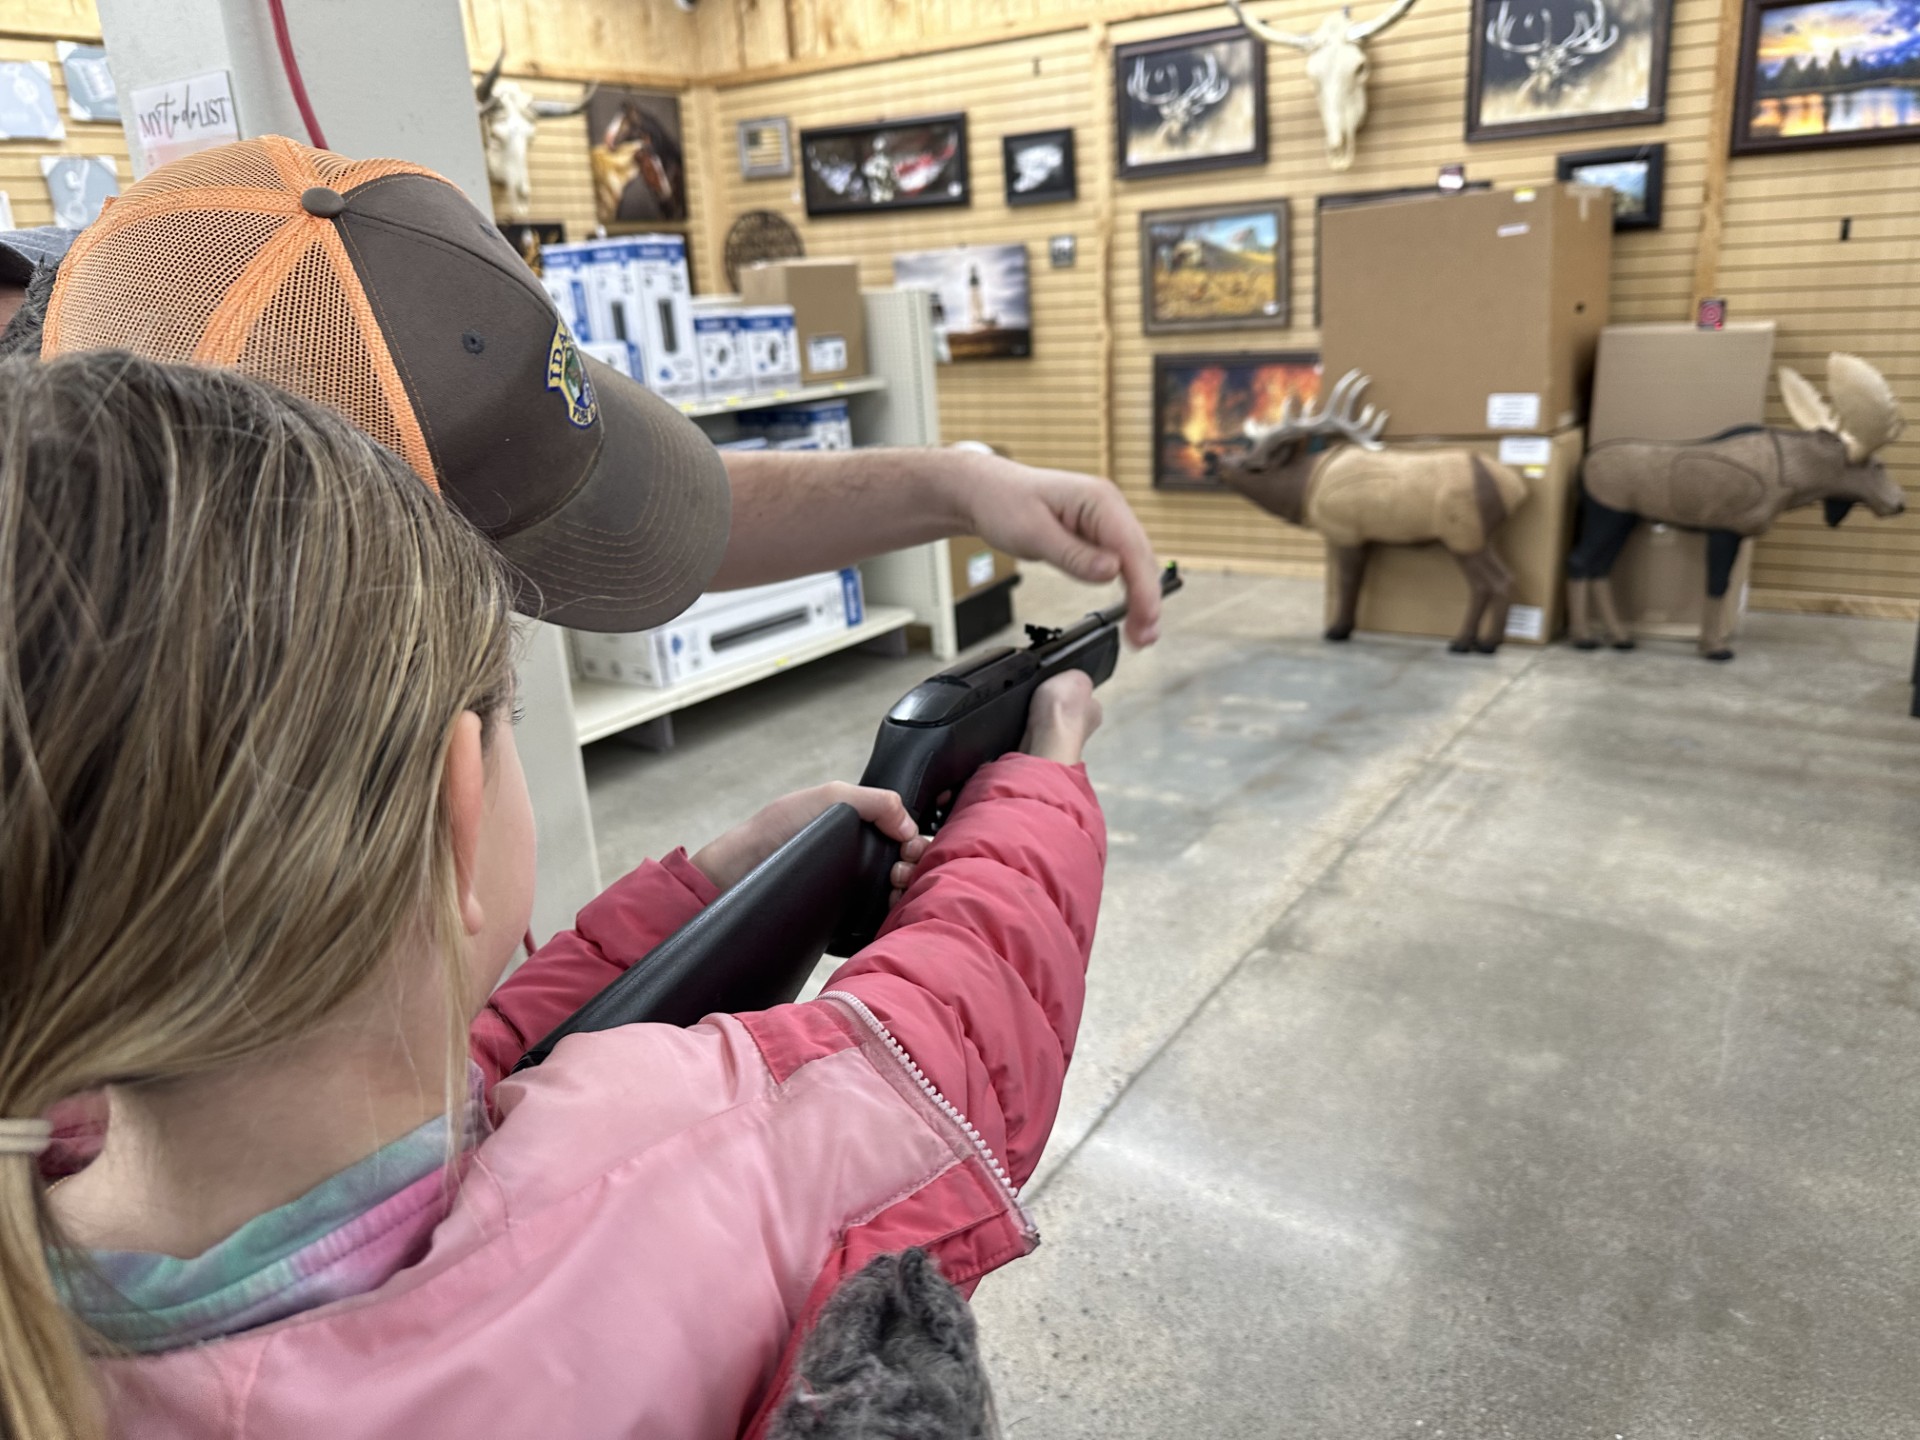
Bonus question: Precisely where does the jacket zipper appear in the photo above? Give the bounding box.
[822,989,1037,1239]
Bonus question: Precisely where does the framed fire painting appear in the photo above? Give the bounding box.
[1153,351,1321,492]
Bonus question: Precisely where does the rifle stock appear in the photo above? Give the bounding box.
[513,564,1181,1072]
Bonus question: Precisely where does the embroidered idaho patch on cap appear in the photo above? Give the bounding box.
[546,321,598,428]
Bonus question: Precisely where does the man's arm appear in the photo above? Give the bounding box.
[712,446,1163,647]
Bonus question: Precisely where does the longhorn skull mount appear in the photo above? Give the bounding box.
[1211,372,1533,653]
[1228,0,1419,170]
[475,51,595,219]
[1567,353,1907,661]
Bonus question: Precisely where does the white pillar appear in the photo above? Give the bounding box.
[94,0,603,946]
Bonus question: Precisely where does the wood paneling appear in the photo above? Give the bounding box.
[0,0,95,41]
[0,32,125,229]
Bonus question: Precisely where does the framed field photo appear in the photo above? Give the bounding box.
[1153,351,1321,492]
[1141,200,1290,334]
[1466,0,1671,140]
[1115,27,1267,180]
[1733,0,1920,153]
[1557,142,1665,227]
[800,114,969,217]
[1003,129,1077,205]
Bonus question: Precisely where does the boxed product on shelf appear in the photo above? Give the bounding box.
[1323,429,1582,645]
[692,298,749,399]
[570,569,866,689]
[739,258,868,384]
[736,399,853,450]
[577,340,635,379]
[538,245,591,340]
[628,233,699,400]
[740,304,801,394]
[1321,183,1613,438]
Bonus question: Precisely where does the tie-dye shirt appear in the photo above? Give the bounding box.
[57,1067,489,1354]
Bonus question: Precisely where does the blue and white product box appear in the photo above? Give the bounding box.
[578,340,634,379]
[537,245,592,342]
[625,234,698,400]
[569,568,864,689]
[737,399,853,451]
[739,304,801,394]
[584,242,649,380]
[691,299,749,398]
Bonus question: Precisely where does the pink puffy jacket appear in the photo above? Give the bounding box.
[102,754,1105,1438]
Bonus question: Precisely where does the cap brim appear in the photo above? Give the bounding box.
[495,355,731,633]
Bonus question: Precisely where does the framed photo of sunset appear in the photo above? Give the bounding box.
[1732,0,1920,153]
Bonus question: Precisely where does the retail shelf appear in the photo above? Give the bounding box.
[677,374,886,419]
[569,605,916,745]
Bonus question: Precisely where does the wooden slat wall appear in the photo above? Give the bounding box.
[0,30,125,230]
[1720,147,1920,611]
[678,0,1731,577]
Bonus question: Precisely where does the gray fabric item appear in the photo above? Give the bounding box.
[0,256,59,359]
[768,1249,999,1440]
[0,226,78,284]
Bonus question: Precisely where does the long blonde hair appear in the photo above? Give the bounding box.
[0,351,517,1438]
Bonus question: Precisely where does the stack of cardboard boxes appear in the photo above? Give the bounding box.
[1318,183,1613,643]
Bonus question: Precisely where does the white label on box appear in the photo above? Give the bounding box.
[1487,392,1542,430]
[1496,223,1531,238]
[1513,188,1537,203]
[807,334,849,373]
[1497,436,1553,467]
[966,550,996,589]
[1504,604,1545,641]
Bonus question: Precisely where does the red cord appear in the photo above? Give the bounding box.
[265,0,329,150]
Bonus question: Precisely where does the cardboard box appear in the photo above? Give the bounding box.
[1587,321,1775,637]
[740,259,868,384]
[1324,429,1582,645]
[1612,525,1753,640]
[1588,322,1776,445]
[1321,184,1613,439]
[948,535,1019,602]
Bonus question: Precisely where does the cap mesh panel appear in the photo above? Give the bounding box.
[236,240,421,476]
[127,143,294,197]
[46,209,290,361]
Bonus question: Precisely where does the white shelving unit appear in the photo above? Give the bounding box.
[513,288,954,940]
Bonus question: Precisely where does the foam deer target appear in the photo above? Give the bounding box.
[1212,371,1531,653]
[1567,352,1907,660]
[1228,0,1419,170]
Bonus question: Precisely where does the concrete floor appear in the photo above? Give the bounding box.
[583,568,1920,1440]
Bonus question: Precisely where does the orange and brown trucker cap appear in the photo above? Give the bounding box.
[41,136,730,633]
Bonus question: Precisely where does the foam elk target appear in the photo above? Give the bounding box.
[1211,371,1532,653]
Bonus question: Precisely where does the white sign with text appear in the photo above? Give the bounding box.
[129,70,239,173]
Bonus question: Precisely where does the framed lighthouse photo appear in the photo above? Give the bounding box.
[891,244,1032,362]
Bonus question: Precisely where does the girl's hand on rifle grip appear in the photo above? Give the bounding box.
[692,783,922,894]
[1022,672,1103,766]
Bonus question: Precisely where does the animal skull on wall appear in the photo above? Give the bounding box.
[475,52,594,219]
[1227,0,1419,170]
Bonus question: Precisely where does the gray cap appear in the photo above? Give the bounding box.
[0,227,77,285]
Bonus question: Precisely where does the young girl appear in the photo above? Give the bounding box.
[0,351,1105,1439]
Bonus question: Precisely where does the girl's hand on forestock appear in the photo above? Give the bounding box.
[1022,671,1103,766]
[692,783,926,895]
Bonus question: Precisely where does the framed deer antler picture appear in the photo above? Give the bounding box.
[1465,0,1672,141]
[1114,27,1268,180]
